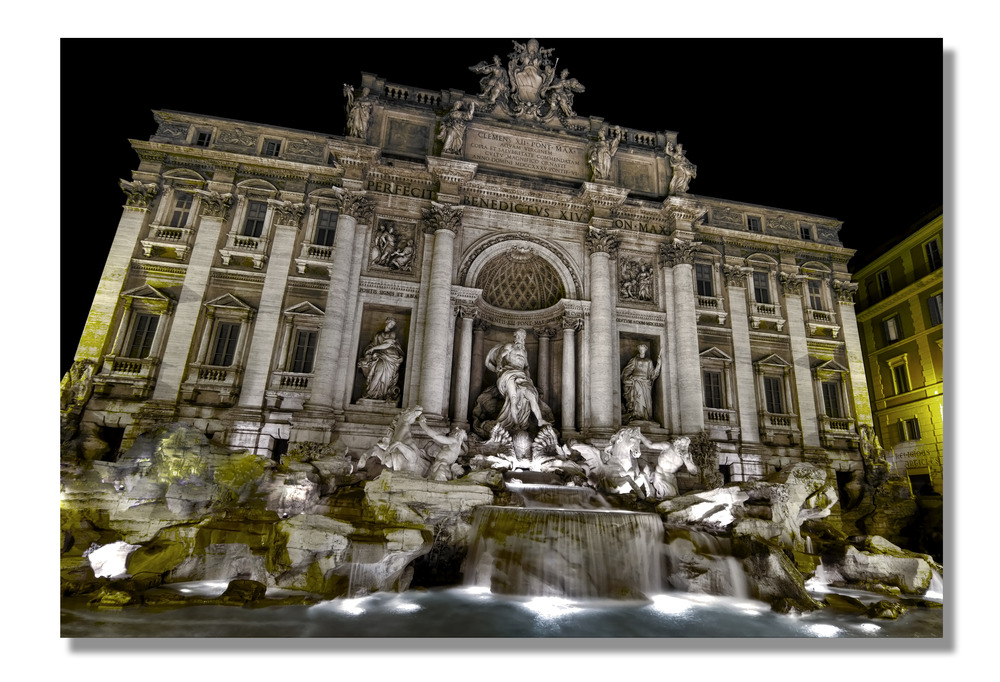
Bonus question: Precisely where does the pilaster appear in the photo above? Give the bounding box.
[781,273,821,447]
[585,227,619,433]
[834,279,873,427]
[723,265,760,442]
[661,238,704,434]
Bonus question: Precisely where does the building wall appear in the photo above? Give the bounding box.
[63,67,871,492]
[854,214,944,493]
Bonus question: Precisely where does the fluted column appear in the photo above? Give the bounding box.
[660,238,704,434]
[152,189,233,403]
[560,316,581,435]
[470,318,489,414]
[75,180,159,363]
[723,265,759,442]
[586,228,620,432]
[452,307,477,427]
[418,202,462,417]
[309,191,373,410]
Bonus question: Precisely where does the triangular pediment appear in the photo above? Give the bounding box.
[756,353,792,368]
[284,301,324,316]
[122,284,171,302]
[814,359,849,373]
[204,293,254,311]
[700,346,732,361]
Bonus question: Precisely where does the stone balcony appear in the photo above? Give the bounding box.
[219,234,270,269]
[749,302,786,331]
[264,371,315,410]
[695,295,727,324]
[819,415,856,448]
[294,241,335,274]
[806,308,841,338]
[759,412,799,445]
[180,364,243,405]
[140,225,194,260]
[92,355,160,399]
[703,407,740,440]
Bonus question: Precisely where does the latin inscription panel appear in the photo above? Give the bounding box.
[465,125,588,180]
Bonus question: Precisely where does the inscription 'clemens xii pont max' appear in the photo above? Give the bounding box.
[465,126,588,180]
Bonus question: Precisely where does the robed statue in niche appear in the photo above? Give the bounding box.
[621,343,661,423]
[486,328,549,431]
[358,318,404,402]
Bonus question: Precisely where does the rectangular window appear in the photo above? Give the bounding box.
[195,131,212,147]
[882,315,901,344]
[263,139,281,157]
[695,263,714,297]
[928,293,943,326]
[703,371,724,409]
[315,209,338,247]
[899,417,921,441]
[892,363,910,394]
[126,314,158,359]
[925,239,942,271]
[168,192,193,227]
[290,330,318,373]
[800,225,812,240]
[747,216,762,232]
[763,376,783,414]
[210,323,241,367]
[242,200,267,237]
[877,269,892,299]
[808,280,823,310]
[821,381,842,418]
[753,271,770,304]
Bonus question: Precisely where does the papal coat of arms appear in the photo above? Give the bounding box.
[470,39,585,123]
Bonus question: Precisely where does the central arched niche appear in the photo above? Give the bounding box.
[475,246,565,311]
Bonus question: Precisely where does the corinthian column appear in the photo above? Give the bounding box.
[560,316,582,436]
[309,190,373,411]
[660,238,704,434]
[418,202,462,417]
[534,326,555,403]
[586,227,620,433]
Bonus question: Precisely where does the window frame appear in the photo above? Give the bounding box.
[314,208,339,247]
[125,313,160,359]
[262,138,282,157]
[899,417,921,442]
[924,237,942,271]
[882,314,902,344]
[747,215,763,233]
[928,292,943,326]
[242,199,268,238]
[194,294,256,370]
[877,269,892,299]
[194,129,213,147]
[752,270,771,304]
[800,224,813,241]
[887,353,911,395]
[695,262,715,297]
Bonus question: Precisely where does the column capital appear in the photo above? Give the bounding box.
[193,189,235,219]
[268,199,306,228]
[658,237,700,267]
[723,264,751,287]
[779,272,805,296]
[533,325,557,339]
[561,315,583,332]
[119,179,159,209]
[454,305,479,320]
[335,189,375,223]
[585,227,620,257]
[832,279,859,304]
[472,317,491,333]
[422,201,463,234]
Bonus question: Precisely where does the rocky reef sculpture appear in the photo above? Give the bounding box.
[358,317,404,402]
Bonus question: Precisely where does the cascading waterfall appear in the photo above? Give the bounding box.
[464,484,664,600]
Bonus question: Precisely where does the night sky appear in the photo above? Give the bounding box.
[59,37,943,374]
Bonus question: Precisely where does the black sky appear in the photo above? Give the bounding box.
[59,37,943,375]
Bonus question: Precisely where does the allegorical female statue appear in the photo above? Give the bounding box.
[358,318,404,402]
[621,343,661,422]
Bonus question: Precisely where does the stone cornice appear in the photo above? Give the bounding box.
[855,267,943,321]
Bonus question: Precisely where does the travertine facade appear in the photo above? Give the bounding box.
[853,213,944,494]
[62,40,870,490]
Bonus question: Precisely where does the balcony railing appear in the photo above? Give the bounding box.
[93,355,160,398]
[272,371,313,390]
[295,241,335,274]
[220,233,270,269]
[181,363,243,405]
[140,224,194,260]
[750,302,786,331]
[695,295,727,324]
[705,407,735,424]
[806,308,841,338]
[759,411,799,445]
